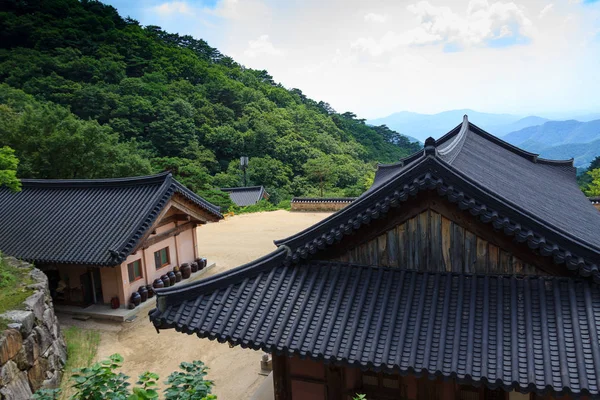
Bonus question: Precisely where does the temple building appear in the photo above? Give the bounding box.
[221,186,270,207]
[0,172,222,308]
[150,117,600,400]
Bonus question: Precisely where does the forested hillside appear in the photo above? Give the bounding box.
[0,0,420,206]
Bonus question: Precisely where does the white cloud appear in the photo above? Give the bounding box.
[244,35,283,58]
[353,0,534,55]
[364,12,388,23]
[539,3,554,18]
[126,0,600,118]
[153,1,194,15]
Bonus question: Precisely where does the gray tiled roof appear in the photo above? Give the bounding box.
[151,252,600,396]
[275,116,600,281]
[220,186,267,206]
[0,172,222,266]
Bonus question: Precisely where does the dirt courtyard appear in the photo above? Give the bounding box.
[59,210,331,400]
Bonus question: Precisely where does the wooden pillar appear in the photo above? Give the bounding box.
[440,381,455,400]
[192,224,198,259]
[141,249,150,286]
[405,375,418,400]
[173,221,180,266]
[272,354,290,400]
[326,365,344,400]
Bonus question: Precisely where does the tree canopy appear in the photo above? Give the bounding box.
[0,0,421,205]
[0,145,20,191]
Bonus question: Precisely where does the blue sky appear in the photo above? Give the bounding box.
[103,0,600,119]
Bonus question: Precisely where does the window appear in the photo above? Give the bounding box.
[154,247,170,269]
[127,259,143,283]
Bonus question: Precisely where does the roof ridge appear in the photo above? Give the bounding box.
[220,186,264,191]
[466,122,574,168]
[21,171,172,188]
[112,174,176,262]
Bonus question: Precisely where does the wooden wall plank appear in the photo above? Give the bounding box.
[488,244,499,273]
[429,211,442,271]
[419,210,430,270]
[464,231,477,273]
[333,209,549,276]
[441,216,452,272]
[387,230,398,268]
[451,222,464,272]
[408,217,417,270]
[398,222,408,268]
[378,234,388,267]
[476,238,488,272]
[499,250,511,274]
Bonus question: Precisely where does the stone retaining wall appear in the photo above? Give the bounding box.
[0,257,67,400]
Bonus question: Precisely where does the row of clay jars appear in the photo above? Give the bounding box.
[132,258,209,308]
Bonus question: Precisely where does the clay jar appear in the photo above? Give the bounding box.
[131,292,141,307]
[138,286,148,302]
[167,271,176,286]
[153,278,164,289]
[181,263,192,279]
[146,284,155,298]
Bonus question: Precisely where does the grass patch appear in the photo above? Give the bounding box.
[0,255,34,329]
[59,326,101,399]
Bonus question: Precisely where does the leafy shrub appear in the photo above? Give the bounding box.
[164,361,216,400]
[33,354,216,400]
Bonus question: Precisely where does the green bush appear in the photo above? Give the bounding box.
[33,354,216,400]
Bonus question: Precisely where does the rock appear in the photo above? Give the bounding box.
[52,339,67,367]
[0,360,19,386]
[0,370,32,400]
[14,335,38,370]
[28,357,49,392]
[0,329,23,365]
[24,291,45,321]
[26,282,46,291]
[34,325,52,355]
[6,323,22,331]
[30,268,48,286]
[42,308,55,331]
[0,310,35,336]
[42,369,61,390]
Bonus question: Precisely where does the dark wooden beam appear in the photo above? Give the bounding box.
[141,221,196,249]
[172,194,219,223]
[326,365,344,400]
[155,214,192,229]
[272,354,290,400]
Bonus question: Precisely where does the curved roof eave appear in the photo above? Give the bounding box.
[275,155,600,281]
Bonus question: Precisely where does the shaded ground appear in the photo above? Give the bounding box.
[58,210,331,399]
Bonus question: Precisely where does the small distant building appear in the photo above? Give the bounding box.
[291,197,356,212]
[220,186,269,207]
[589,196,600,210]
[0,172,222,308]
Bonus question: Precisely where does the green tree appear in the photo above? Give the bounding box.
[584,169,600,196]
[304,155,338,197]
[0,146,21,191]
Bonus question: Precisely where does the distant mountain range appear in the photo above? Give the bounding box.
[368,110,600,169]
[368,109,525,142]
[503,120,600,168]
